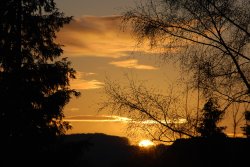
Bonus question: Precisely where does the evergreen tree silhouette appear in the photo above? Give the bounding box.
[197,98,226,138]
[0,0,79,148]
[242,111,250,138]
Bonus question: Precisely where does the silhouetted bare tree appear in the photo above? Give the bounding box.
[101,78,197,143]
[0,0,79,147]
[123,0,250,106]
[231,102,245,137]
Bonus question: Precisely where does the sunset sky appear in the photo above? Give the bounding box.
[53,0,244,143]
[52,0,178,140]
[53,0,181,142]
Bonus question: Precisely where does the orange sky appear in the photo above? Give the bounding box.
[54,0,181,142]
[54,0,245,142]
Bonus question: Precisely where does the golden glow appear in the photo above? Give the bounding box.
[138,140,155,147]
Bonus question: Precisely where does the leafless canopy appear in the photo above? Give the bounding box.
[123,0,250,106]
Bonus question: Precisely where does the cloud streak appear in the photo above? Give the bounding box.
[64,115,131,122]
[70,71,104,90]
[57,16,137,57]
[64,115,187,124]
[110,59,158,70]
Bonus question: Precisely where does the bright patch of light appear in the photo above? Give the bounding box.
[138,140,155,147]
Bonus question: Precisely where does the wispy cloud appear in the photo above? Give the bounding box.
[110,59,158,70]
[71,79,104,90]
[57,16,152,58]
[70,108,80,111]
[70,71,104,90]
[74,71,96,78]
[64,115,186,124]
[64,115,131,122]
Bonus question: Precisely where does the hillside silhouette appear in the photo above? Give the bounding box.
[54,133,167,167]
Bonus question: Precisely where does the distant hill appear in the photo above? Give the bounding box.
[58,133,169,167]
[59,133,133,167]
[55,133,168,167]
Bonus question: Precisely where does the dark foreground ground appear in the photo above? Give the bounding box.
[2,133,249,167]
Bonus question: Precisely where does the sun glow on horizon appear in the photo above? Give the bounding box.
[138,140,155,147]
